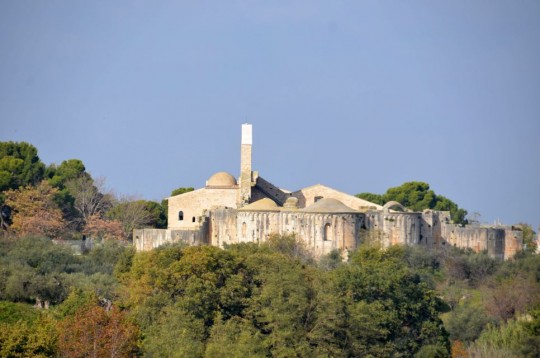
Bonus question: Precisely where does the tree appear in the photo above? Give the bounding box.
[143,200,167,228]
[4,181,65,238]
[0,314,58,357]
[446,305,492,343]
[65,176,113,225]
[0,141,45,193]
[46,159,86,189]
[515,223,537,253]
[58,303,139,358]
[170,187,194,196]
[355,192,384,205]
[84,214,124,241]
[357,181,468,225]
[483,274,540,321]
[205,315,266,357]
[142,306,206,357]
[0,142,47,232]
[334,245,451,355]
[107,197,155,240]
[46,159,88,229]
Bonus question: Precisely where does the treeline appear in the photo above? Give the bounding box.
[1,140,539,357]
[1,234,539,357]
[357,181,468,224]
[0,141,167,241]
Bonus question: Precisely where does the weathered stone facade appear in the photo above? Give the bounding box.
[134,124,523,260]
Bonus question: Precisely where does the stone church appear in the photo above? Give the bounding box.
[134,124,522,260]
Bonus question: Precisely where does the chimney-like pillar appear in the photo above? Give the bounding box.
[238,124,252,207]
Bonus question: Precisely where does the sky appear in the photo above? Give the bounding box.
[1,1,539,229]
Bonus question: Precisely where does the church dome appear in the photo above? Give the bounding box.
[302,198,358,213]
[238,198,280,211]
[206,172,237,187]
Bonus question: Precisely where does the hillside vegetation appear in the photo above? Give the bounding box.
[1,141,539,357]
[1,234,539,357]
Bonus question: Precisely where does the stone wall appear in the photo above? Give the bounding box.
[234,209,363,257]
[254,176,289,205]
[134,219,209,251]
[168,187,238,229]
[291,184,382,211]
[208,207,238,247]
[365,211,422,247]
[362,210,522,260]
[137,206,522,260]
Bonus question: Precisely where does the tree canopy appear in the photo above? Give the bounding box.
[0,142,45,195]
[357,181,468,224]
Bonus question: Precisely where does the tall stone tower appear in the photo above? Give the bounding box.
[238,124,252,207]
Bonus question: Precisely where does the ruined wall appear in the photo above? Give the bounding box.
[420,210,450,247]
[235,209,363,257]
[134,219,209,251]
[442,224,505,259]
[138,205,523,260]
[253,176,289,205]
[365,211,422,247]
[504,228,523,259]
[209,207,239,247]
[440,224,523,260]
[363,210,522,260]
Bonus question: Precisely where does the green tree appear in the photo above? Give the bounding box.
[337,245,451,355]
[0,314,58,358]
[170,187,194,196]
[46,159,88,229]
[143,200,167,228]
[515,223,537,254]
[355,192,384,205]
[143,305,206,357]
[46,159,86,189]
[446,305,492,343]
[0,142,47,231]
[205,315,266,357]
[357,181,468,225]
[0,141,45,193]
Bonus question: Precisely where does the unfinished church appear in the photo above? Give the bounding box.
[134,124,523,260]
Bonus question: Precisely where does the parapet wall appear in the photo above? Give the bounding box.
[134,208,523,260]
[133,218,209,251]
[365,212,422,247]
[367,209,523,260]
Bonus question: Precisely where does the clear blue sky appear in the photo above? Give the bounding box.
[1,1,539,229]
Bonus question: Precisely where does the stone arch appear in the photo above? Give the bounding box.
[323,223,332,241]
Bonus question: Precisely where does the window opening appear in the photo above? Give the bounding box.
[324,223,332,241]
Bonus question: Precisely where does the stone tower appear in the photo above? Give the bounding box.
[238,124,252,207]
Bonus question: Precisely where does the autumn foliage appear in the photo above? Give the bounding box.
[58,304,139,358]
[4,181,65,238]
[84,214,124,241]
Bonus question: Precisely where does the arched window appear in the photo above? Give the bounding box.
[242,222,247,237]
[178,211,184,221]
[192,217,196,223]
[323,223,332,241]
